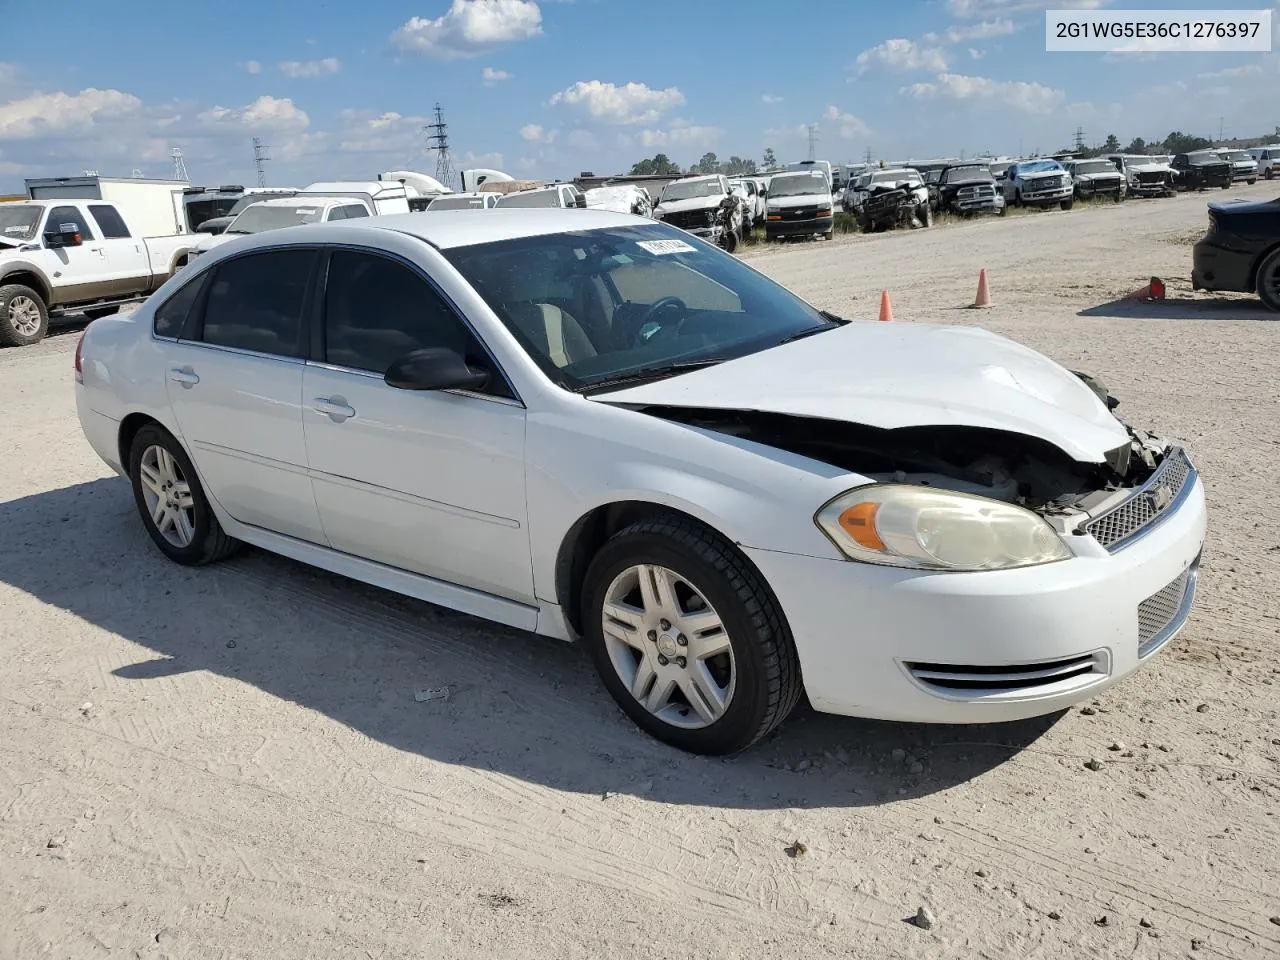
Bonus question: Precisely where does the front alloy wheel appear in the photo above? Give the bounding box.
[583,516,802,754]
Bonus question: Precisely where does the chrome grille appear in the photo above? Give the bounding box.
[1084,447,1194,552]
[904,652,1107,699]
[1137,562,1198,658]
[957,184,996,201]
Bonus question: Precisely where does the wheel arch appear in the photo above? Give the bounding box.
[553,500,758,638]
[1248,241,1280,290]
[118,411,167,473]
[0,269,53,305]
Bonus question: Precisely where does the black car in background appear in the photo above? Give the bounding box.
[936,163,1004,215]
[1192,195,1280,311]
[1173,151,1233,191]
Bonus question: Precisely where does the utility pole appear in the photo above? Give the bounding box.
[169,146,189,182]
[1073,126,1085,152]
[806,124,819,162]
[252,137,269,187]
[426,103,454,188]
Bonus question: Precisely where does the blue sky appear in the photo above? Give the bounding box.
[1,0,1277,193]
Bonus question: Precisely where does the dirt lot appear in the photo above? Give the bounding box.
[2,184,1278,960]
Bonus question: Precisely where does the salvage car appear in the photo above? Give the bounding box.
[425,192,501,211]
[728,178,766,227]
[188,196,372,260]
[1003,159,1074,210]
[847,168,924,216]
[194,191,300,236]
[654,175,744,251]
[1063,159,1126,202]
[935,163,1005,216]
[1107,154,1176,198]
[1214,149,1258,185]
[1172,152,1232,191]
[73,209,1208,754]
[495,184,588,209]
[1192,194,1280,312]
[859,169,931,232]
[1248,145,1280,180]
[764,171,834,241]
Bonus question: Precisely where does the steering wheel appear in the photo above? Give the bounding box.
[632,296,688,345]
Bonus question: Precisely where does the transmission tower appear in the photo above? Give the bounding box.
[1073,126,1086,152]
[252,137,270,187]
[806,124,819,162]
[864,147,872,165]
[169,147,189,182]
[426,104,454,187]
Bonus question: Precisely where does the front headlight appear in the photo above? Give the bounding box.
[815,484,1072,571]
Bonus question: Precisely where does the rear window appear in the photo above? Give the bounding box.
[198,249,315,357]
[153,272,208,339]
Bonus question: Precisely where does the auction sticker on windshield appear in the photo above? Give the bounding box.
[637,239,697,256]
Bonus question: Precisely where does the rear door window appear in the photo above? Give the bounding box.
[198,249,315,357]
[88,205,131,239]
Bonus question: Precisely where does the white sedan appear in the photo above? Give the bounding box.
[74,210,1207,754]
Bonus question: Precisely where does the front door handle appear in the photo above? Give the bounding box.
[167,366,199,387]
[311,397,356,422]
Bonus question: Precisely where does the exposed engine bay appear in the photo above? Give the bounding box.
[641,375,1168,530]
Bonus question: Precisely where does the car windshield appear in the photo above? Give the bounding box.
[941,165,991,184]
[768,173,828,197]
[496,189,560,208]
[1072,161,1115,175]
[872,170,913,184]
[0,204,42,243]
[443,223,831,392]
[659,179,724,202]
[1187,153,1223,166]
[1223,151,1251,162]
[225,203,326,234]
[1015,160,1062,175]
[428,195,490,210]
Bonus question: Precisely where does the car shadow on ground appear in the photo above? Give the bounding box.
[1077,295,1273,321]
[0,478,1063,811]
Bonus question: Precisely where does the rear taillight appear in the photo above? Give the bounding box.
[74,334,85,383]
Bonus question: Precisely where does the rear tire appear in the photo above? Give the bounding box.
[128,423,241,566]
[0,284,49,347]
[581,515,803,755]
[1256,248,1280,314]
[1266,168,1274,181]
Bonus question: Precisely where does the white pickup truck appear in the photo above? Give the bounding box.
[0,199,194,346]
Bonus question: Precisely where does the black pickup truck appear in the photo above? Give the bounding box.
[1173,152,1233,191]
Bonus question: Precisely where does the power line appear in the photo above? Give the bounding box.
[252,137,270,188]
[425,103,454,188]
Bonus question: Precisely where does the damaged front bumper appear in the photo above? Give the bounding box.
[748,445,1207,724]
[765,215,834,238]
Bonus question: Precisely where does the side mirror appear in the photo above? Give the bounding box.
[384,347,490,392]
[45,223,84,248]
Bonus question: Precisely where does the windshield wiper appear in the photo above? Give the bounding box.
[773,315,846,346]
[581,358,730,395]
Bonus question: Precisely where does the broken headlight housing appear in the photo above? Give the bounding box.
[816,485,1072,571]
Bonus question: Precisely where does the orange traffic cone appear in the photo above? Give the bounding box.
[1126,276,1166,300]
[878,289,894,322]
[969,268,992,308]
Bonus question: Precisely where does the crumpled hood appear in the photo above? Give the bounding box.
[594,322,1131,463]
[1021,170,1066,181]
[1075,172,1121,182]
[655,196,720,215]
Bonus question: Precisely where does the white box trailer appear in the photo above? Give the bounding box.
[24,176,189,237]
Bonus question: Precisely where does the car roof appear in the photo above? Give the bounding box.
[205,209,646,252]
[251,196,349,208]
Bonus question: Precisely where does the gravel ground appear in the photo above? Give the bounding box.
[1,183,1278,960]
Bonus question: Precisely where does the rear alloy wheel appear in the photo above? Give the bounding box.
[129,424,241,565]
[1256,248,1280,313]
[0,284,49,347]
[583,516,802,754]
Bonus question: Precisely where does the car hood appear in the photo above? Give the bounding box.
[593,322,1131,463]
[1020,170,1066,181]
[769,194,831,209]
[655,196,720,214]
[1074,171,1121,180]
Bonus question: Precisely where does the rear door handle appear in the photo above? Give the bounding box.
[312,397,356,422]
[167,366,199,387]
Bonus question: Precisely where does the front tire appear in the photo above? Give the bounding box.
[1060,198,1074,211]
[0,284,49,347]
[1256,248,1280,313]
[128,423,241,566]
[582,516,802,755]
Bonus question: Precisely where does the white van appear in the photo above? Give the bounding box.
[784,160,833,190]
[1248,145,1280,180]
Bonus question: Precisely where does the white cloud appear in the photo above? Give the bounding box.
[548,80,685,125]
[946,0,1108,15]
[822,105,872,140]
[901,72,1065,113]
[482,66,511,84]
[0,88,142,139]
[969,47,986,59]
[638,124,722,149]
[933,18,1016,42]
[520,123,556,143]
[458,150,505,169]
[566,129,597,149]
[1196,63,1263,80]
[198,95,310,130]
[242,60,262,75]
[761,93,784,104]
[391,0,542,60]
[853,38,948,77]
[278,57,341,78]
